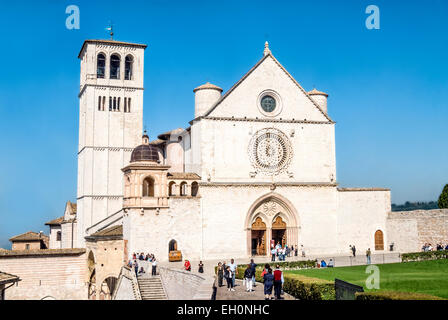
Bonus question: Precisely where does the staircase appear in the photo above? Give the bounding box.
[137,276,167,300]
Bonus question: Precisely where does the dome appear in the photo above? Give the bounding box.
[193,82,223,93]
[308,88,328,97]
[130,133,160,163]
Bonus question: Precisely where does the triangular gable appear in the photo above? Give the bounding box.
[202,52,333,122]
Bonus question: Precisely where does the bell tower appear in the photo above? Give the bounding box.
[76,39,147,247]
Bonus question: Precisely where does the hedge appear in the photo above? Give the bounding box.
[234,266,335,300]
[355,291,445,300]
[214,259,317,274]
[401,251,448,262]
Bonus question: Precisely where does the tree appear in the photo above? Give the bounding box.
[438,184,448,209]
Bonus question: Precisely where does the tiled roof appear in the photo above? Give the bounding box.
[68,201,77,214]
[149,139,165,145]
[78,39,147,58]
[0,272,20,285]
[45,216,64,226]
[168,172,201,180]
[157,128,185,141]
[90,225,123,237]
[308,88,328,97]
[9,231,48,242]
[193,82,223,92]
[0,248,86,257]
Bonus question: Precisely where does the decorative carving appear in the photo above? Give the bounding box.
[262,201,277,216]
[248,128,293,175]
[251,217,266,230]
[272,216,287,229]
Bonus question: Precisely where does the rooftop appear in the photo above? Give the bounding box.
[78,39,148,58]
[9,231,48,242]
[85,225,123,241]
[0,248,86,257]
[0,272,20,285]
[45,216,64,226]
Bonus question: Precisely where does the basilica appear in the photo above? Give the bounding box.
[72,39,390,262]
[0,38,396,299]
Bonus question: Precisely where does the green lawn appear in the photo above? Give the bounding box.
[286,259,448,298]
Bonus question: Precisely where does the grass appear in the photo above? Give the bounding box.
[285,259,448,299]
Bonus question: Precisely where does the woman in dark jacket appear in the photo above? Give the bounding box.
[217,262,224,287]
[263,268,274,300]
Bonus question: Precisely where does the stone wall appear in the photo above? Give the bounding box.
[158,266,206,300]
[0,250,87,300]
[387,209,448,253]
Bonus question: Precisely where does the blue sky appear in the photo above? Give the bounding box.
[0,0,447,248]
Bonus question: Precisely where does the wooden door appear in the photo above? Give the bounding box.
[374,230,384,250]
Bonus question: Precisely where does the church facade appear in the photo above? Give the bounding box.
[74,39,390,262]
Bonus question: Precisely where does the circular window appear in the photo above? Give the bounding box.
[261,95,276,113]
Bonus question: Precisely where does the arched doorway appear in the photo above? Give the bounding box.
[251,217,266,256]
[99,276,118,300]
[143,176,155,197]
[272,216,287,248]
[169,239,177,252]
[245,193,299,256]
[374,230,384,250]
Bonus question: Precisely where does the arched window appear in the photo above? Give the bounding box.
[169,239,177,252]
[180,182,188,196]
[191,181,199,197]
[168,181,176,196]
[128,98,131,112]
[117,97,120,111]
[125,55,133,80]
[102,96,106,111]
[98,96,101,111]
[56,231,62,241]
[113,97,117,111]
[374,230,384,250]
[143,176,155,197]
[124,98,128,113]
[109,96,112,111]
[110,54,120,79]
[97,53,105,78]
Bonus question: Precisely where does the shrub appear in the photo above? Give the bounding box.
[355,291,445,300]
[401,251,448,262]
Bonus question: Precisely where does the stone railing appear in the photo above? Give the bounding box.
[113,265,141,300]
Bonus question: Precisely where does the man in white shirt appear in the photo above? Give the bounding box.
[228,259,238,287]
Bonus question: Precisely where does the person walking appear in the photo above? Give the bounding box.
[217,262,224,287]
[249,259,257,287]
[151,258,157,276]
[229,259,238,287]
[244,264,253,292]
[352,245,357,257]
[273,264,284,300]
[184,259,191,271]
[366,248,371,265]
[271,247,276,262]
[224,266,234,291]
[301,245,306,257]
[263,268,274,300]
[133,260,139,277]
[198,261,204,273]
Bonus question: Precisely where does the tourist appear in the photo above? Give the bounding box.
[229,259,238,287]
[291,245,294,257]
[351,245,356,257]
[244,264,253,292]
[217,262,224,287]
[224,266,234,291]
[301,245,306,257]
[273,264,284,300]
[282,247,287,261]
[366,248,371,265]
[250,259,257,287]
[184,259,191,271]
[132,253,137,260]
[133,260,139,277]
[198,261,204,273]
[138,266,145,275]
[151,258,157,276]
[127,260,132,268]
[328,259,334,267]
[286,245,290,258]
[271,247,276,262]
[261,263,270,278]
[320,260,327,268]
[263,268,274,300]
